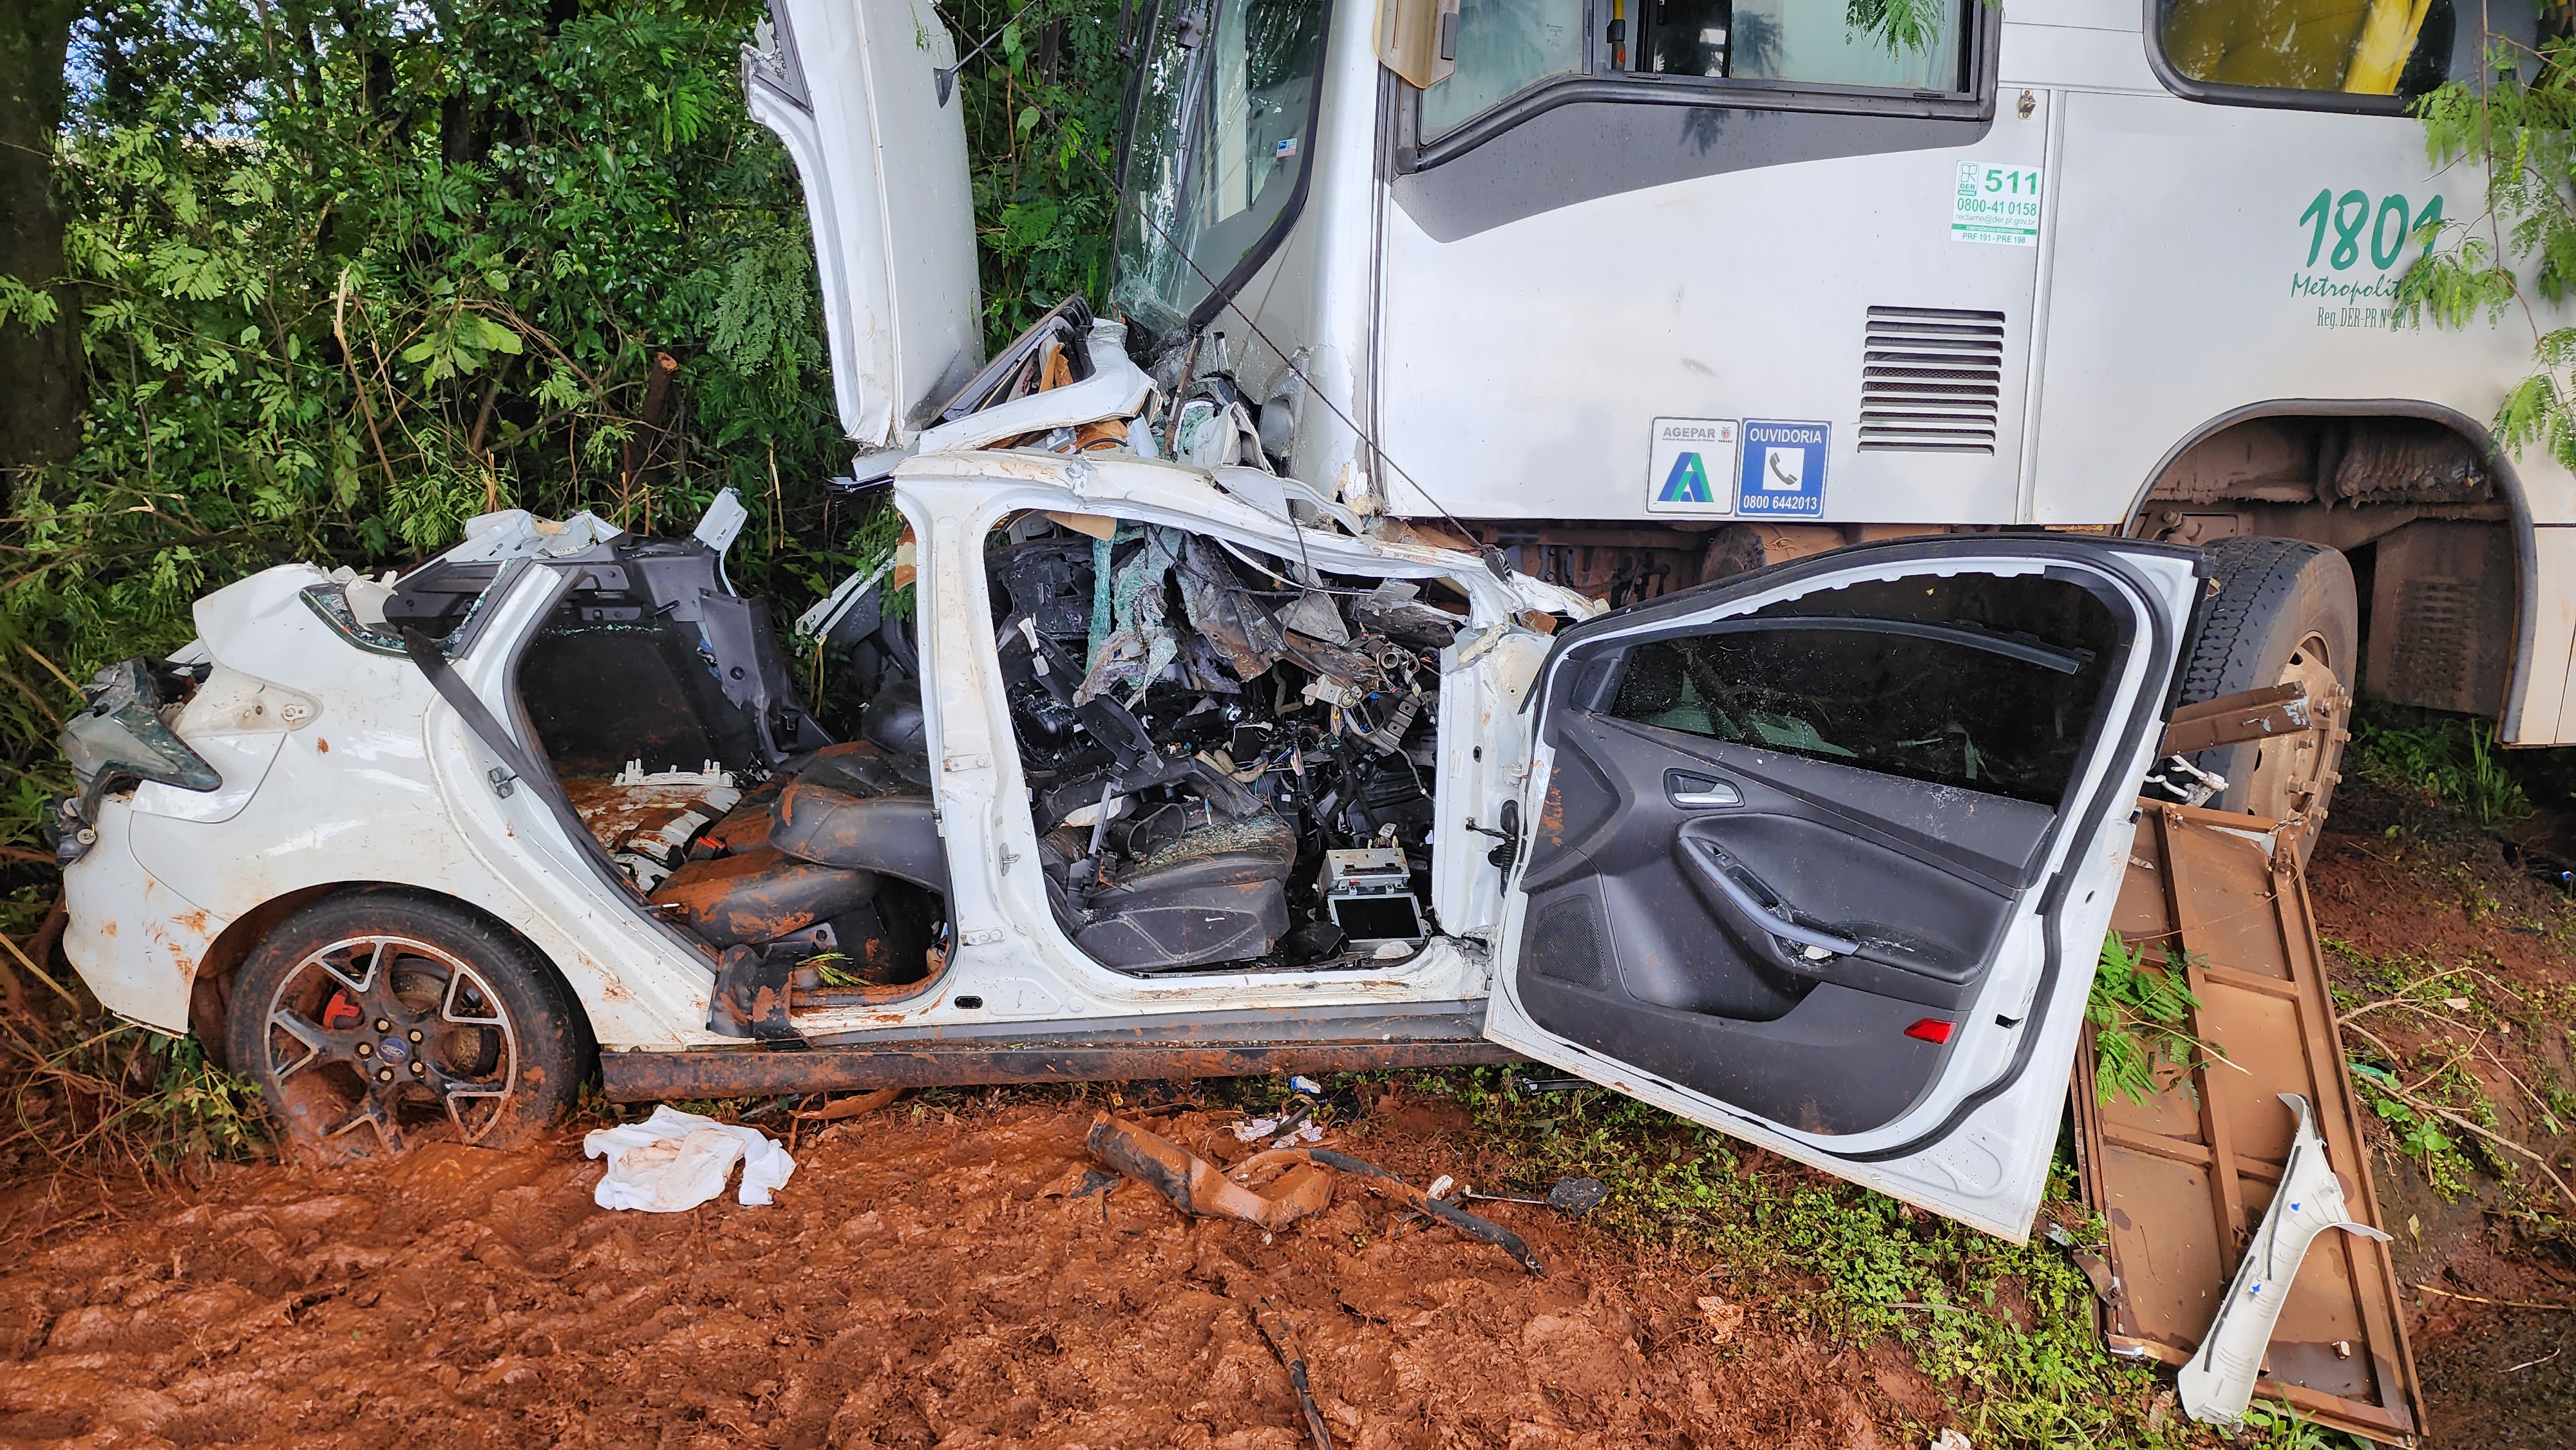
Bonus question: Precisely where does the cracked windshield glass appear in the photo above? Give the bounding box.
[1112,0,1330,339]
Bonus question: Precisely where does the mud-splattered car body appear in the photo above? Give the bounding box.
[51,0,2211,1243]
[52,422,2204,1239]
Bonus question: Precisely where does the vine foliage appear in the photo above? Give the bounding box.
[0,0,1133,862]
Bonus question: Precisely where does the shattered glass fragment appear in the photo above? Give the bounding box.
[1076,527,1186,706]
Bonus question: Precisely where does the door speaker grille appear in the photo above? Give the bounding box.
[1859,306,2005,454]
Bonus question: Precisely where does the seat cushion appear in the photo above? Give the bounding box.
[1072,812,1299,970]
[1091,813,1300,901]
[648,846,878,947]
[771,782,951,896]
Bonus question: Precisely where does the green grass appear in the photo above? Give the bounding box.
[3,1019,267,1181]
[2347,708,2532,829]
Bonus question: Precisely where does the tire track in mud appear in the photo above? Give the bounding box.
[0,1102,1911,1449]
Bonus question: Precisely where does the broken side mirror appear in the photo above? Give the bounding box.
[1377,0,1459,89]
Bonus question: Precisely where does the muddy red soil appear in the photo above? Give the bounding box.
[4,785,2571,1449]
[2307,788,2576,1450]
[0,1100,1929,1450]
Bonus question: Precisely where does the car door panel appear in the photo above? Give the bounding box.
[1484,537,2202,1238]
[1519,719,2046,1134]
[1520,968,1953,1137]
[746,0,981,446]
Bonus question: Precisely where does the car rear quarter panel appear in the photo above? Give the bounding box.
[75,567,696,1050]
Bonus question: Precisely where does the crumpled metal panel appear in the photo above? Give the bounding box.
[2072,803,2423,1445]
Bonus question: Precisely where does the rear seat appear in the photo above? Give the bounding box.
[649,740,946,958]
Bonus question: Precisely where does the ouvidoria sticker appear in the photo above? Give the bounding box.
[1952,161,2042,246]
[1644,418,1739,516]
[1738,420,1828,517]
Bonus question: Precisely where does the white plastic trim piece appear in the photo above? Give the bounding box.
[2177,1093,2393,1425]
[693,485,749,555]
[912,320,1154,456]
[793,553,897,643]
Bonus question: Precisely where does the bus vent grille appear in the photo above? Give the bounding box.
[1860,306,2005,454]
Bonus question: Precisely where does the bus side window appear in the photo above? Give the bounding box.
[2158,0,2546,102]
[1725,0,1964,89]
[1421,0,1584,138]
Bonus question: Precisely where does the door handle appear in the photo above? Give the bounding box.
[1666,771,1741,808]
[1681,838,1861,961]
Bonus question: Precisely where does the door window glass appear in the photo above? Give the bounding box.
[1423,0,1585,138]
[2156,0,2548,102]
[1112,0,1331,339]
[1723,0,1963,89]
[1421,0,1971,141]
[1604,573,2120,806]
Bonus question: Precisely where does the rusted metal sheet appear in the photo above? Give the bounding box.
[2073,803,2423,1445]
[2159,682,2313,756]
[599,1024,1512,1101]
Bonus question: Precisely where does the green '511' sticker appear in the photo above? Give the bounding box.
[1952,162,2042,246]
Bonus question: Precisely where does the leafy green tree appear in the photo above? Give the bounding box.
[2404,23,2576,462]
[0,0,873,856]
[0,0,85,480]
[946,0,1124,348]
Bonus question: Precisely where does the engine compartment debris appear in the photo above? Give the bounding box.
[1085,1113,1337,1232]
[990,515,1459,972]
[1084,1113,1545,1275]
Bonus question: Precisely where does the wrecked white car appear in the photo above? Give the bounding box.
[50,315,2200,1241]
[46,0,2211,1243]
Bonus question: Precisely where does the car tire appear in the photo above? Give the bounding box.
[225,890,587,1158]
[2175,536,2358,849]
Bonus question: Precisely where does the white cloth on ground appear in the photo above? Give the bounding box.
[583,1105,797,1212]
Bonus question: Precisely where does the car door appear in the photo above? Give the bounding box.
[744,0,982,447]
[1482,536,2202,1241]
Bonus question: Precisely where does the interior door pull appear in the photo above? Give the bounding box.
[1666,773,1741,807]
[1684,839,1861,959]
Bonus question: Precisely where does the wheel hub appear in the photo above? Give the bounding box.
[260,934,519,1155]
[2244,629,2349,827]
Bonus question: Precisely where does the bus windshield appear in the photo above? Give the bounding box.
[1111,0,1329,343]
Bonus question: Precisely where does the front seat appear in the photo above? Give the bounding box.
[1037,811,1298,970]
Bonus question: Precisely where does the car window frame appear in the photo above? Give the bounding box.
[1598,606,2119,810]
[1397,0,1998,172]
[2142,0,2441,116]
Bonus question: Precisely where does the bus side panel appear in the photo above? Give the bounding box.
[2533,526,2576,746]
[1376,113,2047,525]
[2034,88,2576,742]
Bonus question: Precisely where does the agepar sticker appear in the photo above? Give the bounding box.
[1644,418,1739,516]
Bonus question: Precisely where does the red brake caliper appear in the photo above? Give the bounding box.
[322,989,363,1031]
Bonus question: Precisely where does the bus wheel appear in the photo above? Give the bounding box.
[2176,536,2357,853]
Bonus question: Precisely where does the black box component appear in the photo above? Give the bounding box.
[1318,847,1424,944]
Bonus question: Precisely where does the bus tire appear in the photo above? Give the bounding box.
[2176,536,2358,851]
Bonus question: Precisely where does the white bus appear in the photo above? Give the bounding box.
[1066,0,2574,825]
